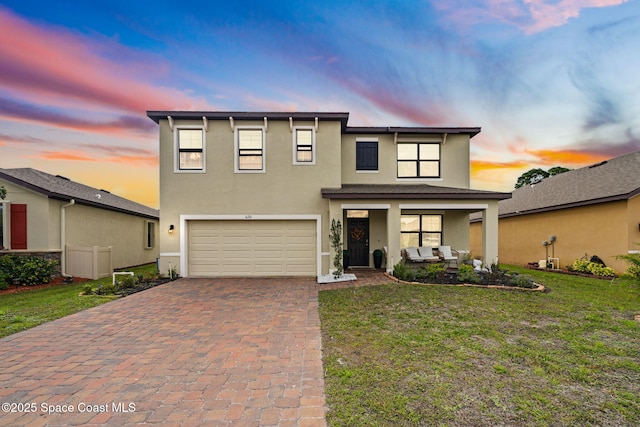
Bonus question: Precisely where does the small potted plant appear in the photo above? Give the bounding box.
[343,249,350,270]
[373,249,384,269]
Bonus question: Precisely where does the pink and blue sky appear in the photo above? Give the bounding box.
[1,0,639,208]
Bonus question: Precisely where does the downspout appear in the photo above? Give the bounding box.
[60,199,75,278]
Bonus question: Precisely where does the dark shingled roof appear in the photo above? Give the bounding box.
[0,168,158,219]
[498,151,640,217]
[322,184,511,200]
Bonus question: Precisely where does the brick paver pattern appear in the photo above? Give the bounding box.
[0,277,336,426]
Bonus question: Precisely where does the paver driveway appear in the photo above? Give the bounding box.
[0,277,327,426]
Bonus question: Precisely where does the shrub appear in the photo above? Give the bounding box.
[0,255,20,281]
[457,264,480,284]
[424,263,446,279]
[393,262,414,282]
[570,259,591,274]
[615,250,640,280]
[587,263,616,277]
[626,263,640,280]
[569,258,616,277]
[329,219,344,279]
[81,284,94,295]
[95,283,118,295]
[0,255,57,286]
[116,274,136,290]
[510,274,535,288]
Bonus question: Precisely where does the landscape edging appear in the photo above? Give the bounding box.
[383,272,546,292]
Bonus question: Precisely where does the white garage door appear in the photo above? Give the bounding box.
[188,220,316,277]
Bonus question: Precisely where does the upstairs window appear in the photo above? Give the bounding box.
[236,128,265,172]
[176,128,204,171]
[397,142,440,178]
[293,128,315,165]
[356,141,378,171]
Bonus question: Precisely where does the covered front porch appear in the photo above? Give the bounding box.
[321,184,511,274]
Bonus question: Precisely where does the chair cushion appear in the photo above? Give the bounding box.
[417,247,437,259]
[405,247,422,260]
[439,246,454,259]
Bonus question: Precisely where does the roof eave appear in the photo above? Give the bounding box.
[344,126,481,137]
[0,173,53,199]
[500,191,638,218]
[321,191,512,200]
[0,173,158,220]
[48,193,158,219]
[146,110,351,130]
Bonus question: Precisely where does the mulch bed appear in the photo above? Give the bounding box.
[116,279,173,296]
[0,276,89,296]
[525,265,617,280]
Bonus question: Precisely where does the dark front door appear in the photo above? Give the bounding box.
[347,217,369,266]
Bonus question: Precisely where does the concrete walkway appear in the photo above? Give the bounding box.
[0,278,328,426]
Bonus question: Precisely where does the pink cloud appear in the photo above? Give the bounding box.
[432,0,629,34]
[523,0,629,33]
[0,7,209,117]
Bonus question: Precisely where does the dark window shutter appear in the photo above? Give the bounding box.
[10,204,27,249]
[356,142,378,171]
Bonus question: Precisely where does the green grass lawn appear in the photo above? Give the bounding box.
[319,265,640,426]
[0,264,157,338]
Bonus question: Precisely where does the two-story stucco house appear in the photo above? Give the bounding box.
[147,111,510,280]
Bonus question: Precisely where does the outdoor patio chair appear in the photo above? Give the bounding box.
[438,245,459,268]
[403,247,439,263]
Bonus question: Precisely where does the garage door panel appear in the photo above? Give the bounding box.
[255,250,284,258]
[223,236,253,245]
[255,236,285,245]
[188,220,316,277]
[190,245,221,252]
[190,235,222,244]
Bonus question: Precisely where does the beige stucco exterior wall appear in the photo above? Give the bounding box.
[62,203,159,269]
[470,200,632,272]
[0,177,158,270]
[157,118,343,276]
[0,180,160,268]
[0,179,51,250]
[340,133,471,188]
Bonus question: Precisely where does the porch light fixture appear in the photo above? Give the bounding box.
[168,224,175,235]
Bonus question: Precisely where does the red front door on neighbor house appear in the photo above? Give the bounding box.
[10,204,27,250]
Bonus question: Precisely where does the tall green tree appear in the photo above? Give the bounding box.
[515,166,571,189]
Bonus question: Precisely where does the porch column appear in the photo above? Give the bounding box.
[327,199,343,275]
[482,201,499,268]
[386,203,401,273]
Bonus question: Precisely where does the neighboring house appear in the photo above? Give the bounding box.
[147,111,511,279]
[0,168,159,278]
[470,151,640,272]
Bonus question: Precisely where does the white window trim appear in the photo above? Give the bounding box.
[174,126,206,173]
[292,126,316,165]
[0,201,10,250]
[234,126,266,173]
